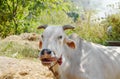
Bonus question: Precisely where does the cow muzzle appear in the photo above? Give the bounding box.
[39,49,56,66]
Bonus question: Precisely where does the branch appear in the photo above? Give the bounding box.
[6,0,12,13]
[13,0,18,17]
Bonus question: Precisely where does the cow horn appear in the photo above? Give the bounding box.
[37,25,48,29]
[63,25,75,30]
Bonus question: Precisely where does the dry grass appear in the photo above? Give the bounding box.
[0,33,40,59]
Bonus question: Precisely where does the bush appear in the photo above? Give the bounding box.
[0,0,73,38]
[106,13,120,41]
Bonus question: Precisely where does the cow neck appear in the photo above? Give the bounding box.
[48,55,62,78]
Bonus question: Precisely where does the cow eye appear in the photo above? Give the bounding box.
[58,35,62,39]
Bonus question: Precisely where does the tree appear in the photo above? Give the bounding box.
[107,13,120,41]
[0,0,72,38]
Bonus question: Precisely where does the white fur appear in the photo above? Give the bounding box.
[41,26,120,79]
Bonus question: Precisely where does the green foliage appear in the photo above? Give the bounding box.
[106,13,120,41]
[0,0,30,37]
[66,11,108,45]
[68,12,120,45]
[0,0,72,38]
[0,0,119,45]
[74,22,107,45]
[38,10,73,25]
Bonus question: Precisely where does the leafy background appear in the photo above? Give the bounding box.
[0,0,120,44]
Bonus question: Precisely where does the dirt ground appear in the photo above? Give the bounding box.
[0,33,54,79]
[0,56,54,79]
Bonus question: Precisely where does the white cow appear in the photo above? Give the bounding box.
[38,25,120,79]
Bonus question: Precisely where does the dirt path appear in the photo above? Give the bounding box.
[0,56,53,79]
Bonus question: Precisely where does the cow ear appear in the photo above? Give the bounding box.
[64,39,76,49]
[39,41,42,49]
[37,24,48,29]
[66,41,76,49]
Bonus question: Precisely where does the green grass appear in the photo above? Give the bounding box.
[0,40,39,59]
[65,17,108,45]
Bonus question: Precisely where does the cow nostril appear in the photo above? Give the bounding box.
[41,52,44,55]
[40,49,52,55]
[40,49,45,55]
[47,51,51,54]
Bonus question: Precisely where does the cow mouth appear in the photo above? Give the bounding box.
[40,57,57,66]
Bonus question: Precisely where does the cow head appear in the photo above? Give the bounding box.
[38,25,75,66]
